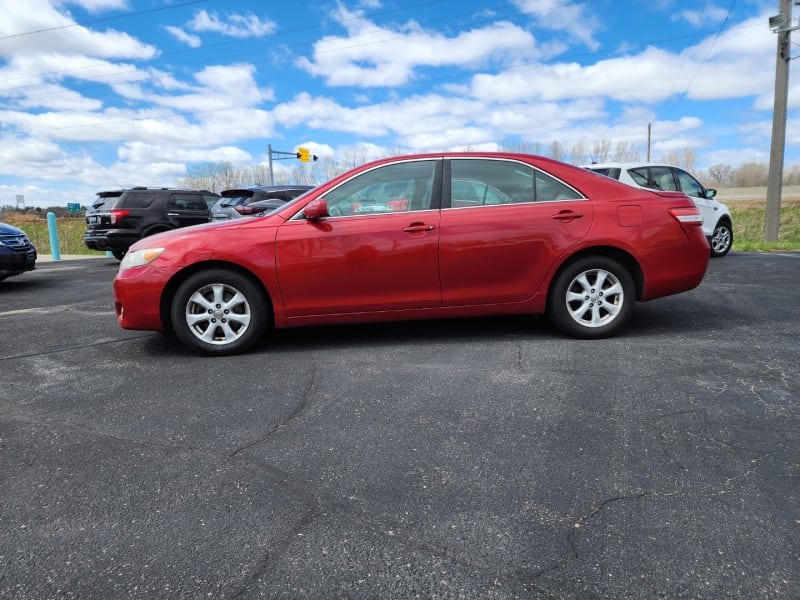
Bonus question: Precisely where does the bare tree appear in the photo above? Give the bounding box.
[591,139,612,163]
[613,141,640,162]
[731,162,769,187]
[570,141,589,166]
[549,140,567,161]
[707,164,733,186]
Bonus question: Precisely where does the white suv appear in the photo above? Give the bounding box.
[584,163,733,257]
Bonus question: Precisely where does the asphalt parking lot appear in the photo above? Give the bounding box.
[0,252,798,599]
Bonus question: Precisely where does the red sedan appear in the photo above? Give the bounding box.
[113,153,709,355]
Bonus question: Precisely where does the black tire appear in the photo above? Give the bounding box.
[709,220,733,257]
[170,269,269,355]
[112,249,126,261]
[548,256,635,339]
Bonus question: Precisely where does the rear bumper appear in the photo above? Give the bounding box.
[83,230,139,252]
[639,237,710,301]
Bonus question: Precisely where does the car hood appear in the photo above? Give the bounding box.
[127,214,282,252]
[0,222,27,235]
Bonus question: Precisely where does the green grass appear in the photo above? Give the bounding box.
[729,204,800,252]
[4,205,800,255]
[3,216,104,256]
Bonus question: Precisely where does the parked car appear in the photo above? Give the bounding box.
[83,187,220,260]
[583,162,733,257]
[0,221,37,281]
[209,186,313,221]
[114,153,710,355]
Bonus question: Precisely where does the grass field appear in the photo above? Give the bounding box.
[2,189,799,255]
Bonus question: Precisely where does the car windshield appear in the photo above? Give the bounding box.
[219,195,252,207]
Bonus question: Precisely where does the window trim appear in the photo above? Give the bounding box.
[443,157,586,209]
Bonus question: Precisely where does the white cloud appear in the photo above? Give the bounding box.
[68,0,129,12]
[510,0,603,51]
[297,6,538,87]
[674,4,730,27]
[187,10,277,38]
[164,26,201,48]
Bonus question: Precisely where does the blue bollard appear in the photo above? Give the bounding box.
[46,212,61,261]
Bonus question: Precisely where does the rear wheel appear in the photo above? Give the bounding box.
[710,220,732,257]
[171,269,269,355]
[548,256,635,339]
[112,249,126,261]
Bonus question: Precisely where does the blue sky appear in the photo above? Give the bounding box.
[0,0,797,207]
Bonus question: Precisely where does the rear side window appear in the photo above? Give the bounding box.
[121,192,157,209]
[648,167,678,191]
[450,159,581,205]
[168,194,209,211]
[588,167,621,180]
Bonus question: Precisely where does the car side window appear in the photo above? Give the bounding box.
[628,168,649,187]
[323,160,436,217]
[649,167,678,191]
[169,194,207,211]
[449,159,581,206]
[674,169,705,198]
[202,194,219,208]
[122,192,157,209]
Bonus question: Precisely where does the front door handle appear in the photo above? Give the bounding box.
[402,223,436,234]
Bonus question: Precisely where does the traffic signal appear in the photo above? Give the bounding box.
[296,147,318,163]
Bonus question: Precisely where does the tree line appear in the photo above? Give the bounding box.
[176,139,800,192]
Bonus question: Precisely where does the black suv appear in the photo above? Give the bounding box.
[0,221,37,281]
[83,187,220,260]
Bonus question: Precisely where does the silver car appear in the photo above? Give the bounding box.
[584,162,733,257]
[209,186,313,221]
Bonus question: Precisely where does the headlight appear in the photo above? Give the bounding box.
[119,247,165,271]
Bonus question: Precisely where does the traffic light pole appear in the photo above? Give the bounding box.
[267,144,317,184]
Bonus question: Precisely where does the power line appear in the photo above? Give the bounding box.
[0,0,209,41]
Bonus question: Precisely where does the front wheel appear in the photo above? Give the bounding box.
[709,221,732,257]
[112,249,126,261]
[548,256,635,339]
[171,269,269,355]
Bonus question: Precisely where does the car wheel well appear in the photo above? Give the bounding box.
[550,247,644,303]
[159,261,273,332]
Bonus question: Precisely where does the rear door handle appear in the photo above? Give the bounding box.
[552,210,583,223]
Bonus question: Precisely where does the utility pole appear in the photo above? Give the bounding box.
[765,0,797,241]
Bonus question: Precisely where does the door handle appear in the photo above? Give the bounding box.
[551,210,583,223]
[402,223,435,234]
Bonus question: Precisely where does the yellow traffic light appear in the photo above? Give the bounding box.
[297,147,310,163]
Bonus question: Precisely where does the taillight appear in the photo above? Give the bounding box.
[110,209,131,224]
[234,206,256,215]
[668,208,703,225]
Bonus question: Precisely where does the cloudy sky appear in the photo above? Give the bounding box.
[0,0,797,208]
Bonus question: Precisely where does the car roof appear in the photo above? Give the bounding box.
[222,185,313,194]
[583,162,680,170]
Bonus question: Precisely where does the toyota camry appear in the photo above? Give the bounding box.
[113,153,710,355]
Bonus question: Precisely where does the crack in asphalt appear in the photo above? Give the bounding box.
[229,365,318,457]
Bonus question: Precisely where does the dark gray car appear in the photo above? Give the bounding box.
[209,185,313,221]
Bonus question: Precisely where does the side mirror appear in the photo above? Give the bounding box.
[303,198,329,220]
[706,188,717,199]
